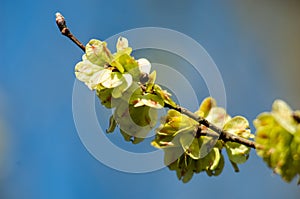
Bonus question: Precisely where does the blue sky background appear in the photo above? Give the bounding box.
[1,1,300,199]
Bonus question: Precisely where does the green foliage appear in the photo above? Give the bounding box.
[85,39,113,66]
[74,37,177,144]
[254,100,300,184]
[152,97,254,183]
[223,116,253,164]
[73,36,299,185]
[113,99,158,143]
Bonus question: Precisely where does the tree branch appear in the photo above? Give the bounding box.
[55,12,258,150]
[166,105,257,149]
[55,13,86,52]
[165,104,257,149]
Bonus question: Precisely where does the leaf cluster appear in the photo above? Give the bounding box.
[152,97,254,182]
[75,37,177,143]
[254,100,300,184]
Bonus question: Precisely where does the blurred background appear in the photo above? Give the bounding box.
[1,0,300,198]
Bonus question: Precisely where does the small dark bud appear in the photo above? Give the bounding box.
[292,113,300,124]
[195,128,201,138]
[55,12,66,31]
[140,73,149,84]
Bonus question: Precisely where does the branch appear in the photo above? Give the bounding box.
[55,12,258,150]
[55,13,86,52]
[165,104,258,149]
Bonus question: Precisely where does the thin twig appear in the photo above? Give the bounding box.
[165,103,257,149]
[55,13,86,52]
[55,12,258,149]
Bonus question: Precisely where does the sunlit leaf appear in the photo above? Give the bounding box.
[111,73,133,98]
[75,55,104,90]
[225,142,250,164]
[110,60,125,73]
[196,97,217,118]
[272,99,296,133]
[223,116,253,139]
[205,107,231,128]
[101,72,123,88]
[163,147,184,166]
[86,39,112,66]
[180,133,201,159]
[106,115,117,133]
[154,85,177,108]
[146,70,156,92]
[210,148,221,170]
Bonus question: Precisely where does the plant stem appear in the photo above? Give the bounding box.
[165,104,257,149]
[55,12,258,150]
[55,13,86,52]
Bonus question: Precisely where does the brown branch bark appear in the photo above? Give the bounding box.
[164,104,257,149]
[55,13,86,52]
[55,12,258,150]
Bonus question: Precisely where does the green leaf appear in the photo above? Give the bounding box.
[146,70,156,92]
[130,106,157,128]
[168,161,177,171]
[132,93,164,109]
[194,158,205,173]
[155,110,198,137]
[152,134,177,149]
[86,39,112,66]
[272,99,296,133]
[111,73,133,98]
[229,159,240,172]
[75,55,104,90]
[120,129,132,142]
[205,107,231,128]
[106,115,117,133]
[110,60,125,73]
[223,116,253,139]
[212,153,225,176]
[180,133,201,160]
[210,148,221,170]
[114,101,157,143]
[132,137,145,144]
[182,162,194,183]
[163,147,184,166]
[152,126,195,149]
[101,72,123,88]
[225,142,250,164]
[198,147,222,175]
[196,97,217,118]
[154,85,177,108]
[117,54,139,79]
[254,113,276,129]
[199,132,219,158]
[96,88,114,108]
[175,154,194,183]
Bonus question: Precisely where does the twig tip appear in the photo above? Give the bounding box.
[55,12,64,22]
[55,12,62,17]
